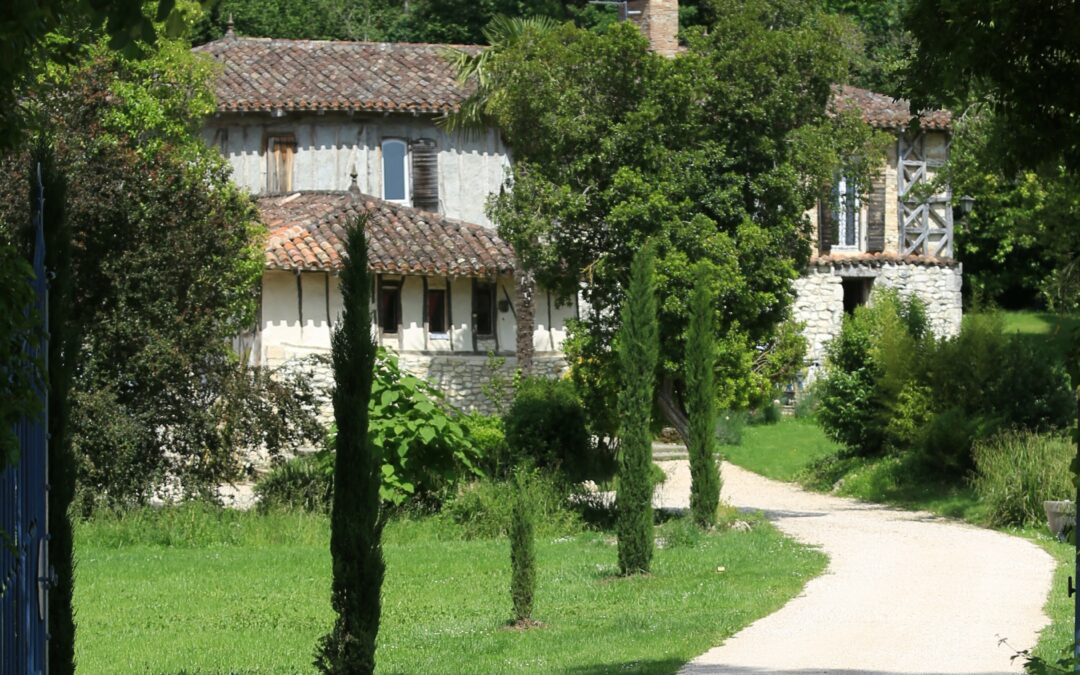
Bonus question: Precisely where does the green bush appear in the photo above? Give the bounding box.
[460,413,512,478]
[441,472,582,540]
[368,349,481,504]
[816,296,1073,477]
[504,376,614,483]
[255,451,334,513]
[793,387,819,420]
[973,431,1075,527]
[715,411,747,446]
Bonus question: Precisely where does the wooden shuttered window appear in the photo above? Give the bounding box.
[818,186,836,254]
[267,135,296,193]
[865,175,886,253]
[410,139,439,212]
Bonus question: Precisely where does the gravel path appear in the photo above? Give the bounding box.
[652,460,1057,674]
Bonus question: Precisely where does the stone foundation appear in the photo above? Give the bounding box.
[275,348,568,421]
[793,260,962,382]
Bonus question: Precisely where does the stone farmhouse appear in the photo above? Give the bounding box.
[194,0,961,409]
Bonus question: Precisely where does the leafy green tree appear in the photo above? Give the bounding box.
[509,469,536,624]
[316,220,383,674]
[616,244,659,576]
[469,3,879,441]
[686,265,720,528]
[822,0,912,94]
[1,37,322,509]
[0,0,202,148]
[905,0,1080,174]
[0,243,37,472]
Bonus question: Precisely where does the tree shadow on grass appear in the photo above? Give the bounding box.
[564,657,686,674]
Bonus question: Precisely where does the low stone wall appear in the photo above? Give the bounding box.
[793,261,962,382]
[273,348,568,420]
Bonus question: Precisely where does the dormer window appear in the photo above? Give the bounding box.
[382,139,409,203]
[266,134,296,193]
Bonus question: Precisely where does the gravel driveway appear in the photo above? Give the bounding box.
[652,460,1057,674]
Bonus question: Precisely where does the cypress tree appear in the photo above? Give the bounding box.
[616,244,659,575]
[509,470,536,624]
[686,265,720,528]
[316,218,383,674]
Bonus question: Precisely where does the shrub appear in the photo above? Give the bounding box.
[367,349,481,504]
[441,473,582,540]
[460,413,512,478]
[714,411,747,446]
[657,516,703,549]
[973,431,1075,527]
[255,451,334,513]
[504,376,614,483]
[509,471,536,624]
[793,387,819,420]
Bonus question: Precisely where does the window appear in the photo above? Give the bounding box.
[266,135,296,193]
[378,282,401,334]
[427,288,447,334]
[382,139,408,203]
[834,176,861,249]
[472,282,495,336]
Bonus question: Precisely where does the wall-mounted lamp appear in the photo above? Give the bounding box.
[958,195,976,216]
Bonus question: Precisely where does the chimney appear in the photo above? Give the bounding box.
[627,0,679,58]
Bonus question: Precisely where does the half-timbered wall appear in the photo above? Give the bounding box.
[259,270,573,412]
[204,113,510,227]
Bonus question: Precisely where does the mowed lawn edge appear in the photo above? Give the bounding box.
[74,508,827,674]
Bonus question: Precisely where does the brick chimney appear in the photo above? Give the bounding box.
[627,0,679,57]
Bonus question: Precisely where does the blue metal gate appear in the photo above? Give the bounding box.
[1,163,51,673]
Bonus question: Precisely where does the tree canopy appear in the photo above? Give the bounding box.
[0,33,321,509]
[462,0,885,434]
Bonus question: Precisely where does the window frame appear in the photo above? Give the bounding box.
[833,175,863,252]
[426,287,448,336]
[265,133,297,194]
[472,281,495,338]
[378,280,402,336]
[381,138,410,205]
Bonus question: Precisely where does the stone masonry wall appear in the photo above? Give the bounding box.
[278,348,568,423]
[793,262,963,383]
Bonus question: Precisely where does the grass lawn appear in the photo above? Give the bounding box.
[720,418,841,482]
[74,505,826,674]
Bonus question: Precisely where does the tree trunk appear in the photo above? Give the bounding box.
[657,375,690,445]
[514,266,536,376]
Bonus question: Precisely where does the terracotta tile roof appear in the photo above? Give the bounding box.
[831,84,952,131]
[259,190,515,276]
[194,36,479,114]
[811,252,960,269]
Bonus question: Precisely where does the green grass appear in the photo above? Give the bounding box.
[74,504,826,674]
[720,419,841,482]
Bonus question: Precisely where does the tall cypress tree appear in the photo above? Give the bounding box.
[616,244,659,575]
[686,265,720,528]
[509,470,536,624]
[316,218,383,674]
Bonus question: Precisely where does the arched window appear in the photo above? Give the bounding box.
[382,139,408,203]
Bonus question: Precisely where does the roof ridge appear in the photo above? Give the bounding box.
[196,35,484,50]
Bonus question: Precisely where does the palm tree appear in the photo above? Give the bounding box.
[441,16,558,376]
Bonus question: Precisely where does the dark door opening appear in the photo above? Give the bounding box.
[842,277,873,315]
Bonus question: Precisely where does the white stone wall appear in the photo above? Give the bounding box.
[792,269,844,373]
[204,113,510,227]
[877,262,963,338]
[793,262,963,381]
